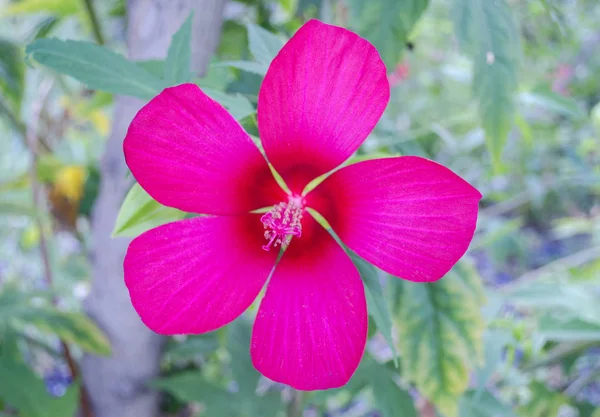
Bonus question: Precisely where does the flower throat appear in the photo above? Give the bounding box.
[260,196,304,251]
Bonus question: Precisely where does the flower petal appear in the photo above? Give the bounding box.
[250,216,367,390]
[124,83,284,215]
[257,20,389,193]
[124,215,277,334]
[308,157,482,282]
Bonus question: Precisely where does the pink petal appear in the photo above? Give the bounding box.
[308,157,482,282]
[124,83,284,215]
[250,216,367,390]
[124,215,277,334]
[257,20,389,193]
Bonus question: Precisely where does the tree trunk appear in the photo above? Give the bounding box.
[82,2,226,417]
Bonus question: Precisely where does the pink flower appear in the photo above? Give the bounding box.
[123,20,481,390]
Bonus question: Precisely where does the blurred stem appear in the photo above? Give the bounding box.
[0,96,26,136]
[82,0,105,45]
[287,389,303,417]
[25,80,95,417]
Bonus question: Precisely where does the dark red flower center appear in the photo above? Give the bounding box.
[260,195,305,251]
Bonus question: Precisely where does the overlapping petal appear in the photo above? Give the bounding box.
[124,83,284,215]
[251,216,367,390]
[124,215,277,335]
[308,157,482,282]
[257,20,390,193]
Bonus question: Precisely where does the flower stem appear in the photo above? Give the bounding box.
[287,389,303,417]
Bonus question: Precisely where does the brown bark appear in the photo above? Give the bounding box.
[82,2,226,417]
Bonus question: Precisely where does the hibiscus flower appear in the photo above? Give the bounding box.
[122,19,481,390]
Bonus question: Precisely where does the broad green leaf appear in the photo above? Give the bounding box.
[349,253,398,364]
[21,309,111,356]
[227,319,260,396]
[136,59,164,79]
[165,13,193,85]
[452,0,519,171]
[538,314,600,342]
[347,0,429,68]
[0,355,79,417]
[459,390,518,417]
[26,39,165,99]
[112,183,185,238]
[0,39,25,112]
[213,60,267,76]
[246,24,285,66]
[2,0,79,17]
[397,264,485,417]
[204,88,255,121]
[369,365,417,417]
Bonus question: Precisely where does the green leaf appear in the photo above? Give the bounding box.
[396,264,485,417]
[165,13,193,85]
[151,372,237,415]
[2,0,80,17]
[227,319,260,396]
[538,314,600,342]
[21,309,111,356]
[349,253,398,364]
[213,60,267,76]
[26,39,165,99]
[347,0,429,68]
[164,334,219,363]
[136,60,164,79]
[459,390,518,417]
[246,24,284,66]
[518,382,568,417]
[370,367,417,417]
[203,88,255,121]
[519,90,587,121]
[113,183,185,238]
[0,355,79,417]
[452,0,520,171]
[0,39,25,112]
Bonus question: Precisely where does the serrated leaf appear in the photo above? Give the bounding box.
[0,355,79,417]
[459,390,518,417]
[452,0,519,171]
[246,24,284,66]
[26,39,165,99]
[397,265,485,417]
[347,0,429,68]
[165,13,193,85]
[349,253,398,364]
[203,88,255,121]
[113,183,185,238]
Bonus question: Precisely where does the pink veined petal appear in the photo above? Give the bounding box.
[251,216,367,390]
[124,83,284,215]
[257,19,390,194]
[308,156,482,282]
[124,215,277,335]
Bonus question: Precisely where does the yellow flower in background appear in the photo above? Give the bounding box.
[53,165,86,203]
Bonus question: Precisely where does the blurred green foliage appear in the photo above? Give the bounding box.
[1,0,600,416]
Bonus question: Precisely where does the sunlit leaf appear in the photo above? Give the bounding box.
[452,0,520,171]
[165,13,193,85]
[347,0,429,68]
[113,183,185,238]
[2,0,79,17]
[26,39,165,99]
[397,263,485,417]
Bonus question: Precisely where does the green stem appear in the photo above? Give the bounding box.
[82,0,105,45]
[287,389,303,417]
